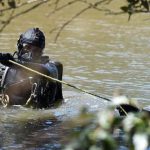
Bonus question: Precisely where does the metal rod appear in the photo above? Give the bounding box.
[9,60,111,101]
[9,60,128,115]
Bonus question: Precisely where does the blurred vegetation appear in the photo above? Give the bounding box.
[120,0,150,20]
[0,0,150,41]
[64,107,150,150]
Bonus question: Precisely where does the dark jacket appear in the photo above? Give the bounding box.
[0,56,63,108]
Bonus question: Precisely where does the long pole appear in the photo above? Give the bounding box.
[9,60,111,101]
[9,60,128,115]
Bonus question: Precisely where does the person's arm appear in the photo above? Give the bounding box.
[21,62,50,75]
[20,61,58,82]
[0,53,58,81]
[0,53,50,75]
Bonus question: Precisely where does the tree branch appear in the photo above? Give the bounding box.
[0,9,15,32]
[0,0,51,13]
[52,6,91,42]
[49,0,115,42]
[47,0,78,17]
[0,0,51,32]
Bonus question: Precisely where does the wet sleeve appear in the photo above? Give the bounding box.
[21,62,58,81]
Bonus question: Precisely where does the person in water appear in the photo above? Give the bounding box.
[0,28,63,108]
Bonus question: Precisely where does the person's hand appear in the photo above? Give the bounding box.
[0,53,14,66]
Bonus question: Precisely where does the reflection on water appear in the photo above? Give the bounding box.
[0,92,108,149]
[0,106,68,150]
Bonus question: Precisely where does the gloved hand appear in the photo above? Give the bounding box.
[0,53,14,66]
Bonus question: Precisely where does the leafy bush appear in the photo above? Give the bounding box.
[64,107,150,150]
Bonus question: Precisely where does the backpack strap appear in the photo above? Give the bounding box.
[1,66,9,88]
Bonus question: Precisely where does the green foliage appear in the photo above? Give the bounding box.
[64,107,150,150]
[121,0,150,20]
[0,0,16,8]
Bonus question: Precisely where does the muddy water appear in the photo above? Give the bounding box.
[0,1,149,149]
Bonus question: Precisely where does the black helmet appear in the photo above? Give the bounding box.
[17,28,45,52]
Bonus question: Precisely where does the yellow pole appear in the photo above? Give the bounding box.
[9,60,111,101]
[9,60,128,115]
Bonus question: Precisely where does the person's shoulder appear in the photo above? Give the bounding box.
[41,55,63,71]
[41,55,50,64]
[41,56,57,69]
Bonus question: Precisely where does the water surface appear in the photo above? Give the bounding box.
[0,2,149,149]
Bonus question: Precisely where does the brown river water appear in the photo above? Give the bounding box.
[0,1,149,149]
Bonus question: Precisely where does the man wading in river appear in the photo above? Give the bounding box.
[0,28,63,108]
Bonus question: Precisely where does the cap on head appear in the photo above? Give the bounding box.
[17,28,45,51]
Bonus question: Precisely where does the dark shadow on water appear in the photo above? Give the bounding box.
[0,106,71,150]
[0,91,109,149]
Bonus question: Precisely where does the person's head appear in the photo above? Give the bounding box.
[17,28,45,61]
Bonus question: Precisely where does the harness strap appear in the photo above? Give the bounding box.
[0,94,9,107]
[25,83,38,106]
